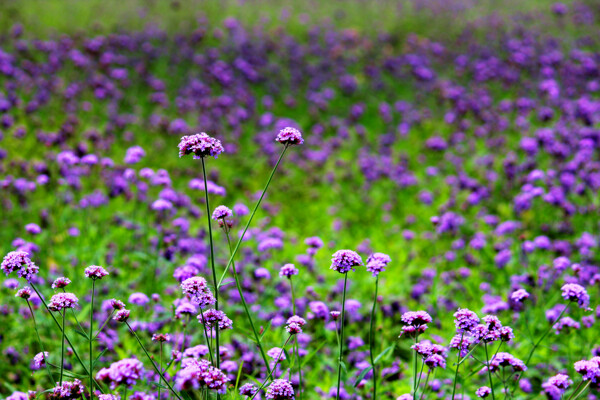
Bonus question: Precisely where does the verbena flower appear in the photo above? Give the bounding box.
[275,127,303,146]
[454,308,480,332]
[181,277,216,308]
[365,252,391,277]
[212,205,232,220]
[15,287,32,299]
[113,309,130,322]
[279,263,299,278]
[198,309,233,330]
[174,359,228,394]
[48,293,79,311]
[561,283,590,308]
[510,289,530,303]
[48,380,85,400]
[265,379,295,399]
[475,386,491,398]
[1,251,39,280]
[84,265,109,280]
[239,383,258,397]
[152,333,171,342]
[96,358,145,389]
[178,133,224,159]
[32,351,48,370]
[52,277,71,289]
[330,250,362,274]
[110,299,126,310]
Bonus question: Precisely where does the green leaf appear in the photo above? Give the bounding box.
[340,361,348,374]
[301,341,326,368]
[73,329,90,340]
[92,348,108,369]
[154,383,169,390]
[373,344,395,365]
[259,319,273,340]
[234,361,245,392]
[354,366,373,387]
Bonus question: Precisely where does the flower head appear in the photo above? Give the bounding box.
[239,383,258,397]
[198,309,233,330]
[96,358,145,389]
[48,293,79,311]
[85,265,109,280]
[48,380,85,400]
[1,251,39,280]
[275,127,303,146]
[52,277,71,289]
[16,286,32,300]
[365,252,391,277]
[178,133,224,159]
[265,379,295,399]
[279,263,299,278]
[561,283,590,308]
[113,309,130,322]
[181,277,216,308]
[330,250,362,274]
[476,387,491,398]
[211,205,232,220]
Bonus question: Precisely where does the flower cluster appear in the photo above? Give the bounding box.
[330,250,363,274]
[96,358,145,389]
[48,380,85,400]
[399,311,432,338]
[174,359,229,394]
[178,133,224,159]
[265,379,295,399]
[365,252,391,277]
[1,251,39,281]
[275,127,304,146]
[181,276,216,308]
[561,283,590,308]
[84,265,109,280]
[198,309,233,330]
[48,293,79,311]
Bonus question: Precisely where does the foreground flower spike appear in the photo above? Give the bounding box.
[212,205,233,220]
[198,309,233,330]
[84,265,109,280]
[180,276,216,308]
[365,252,391,277]
[330,249,361,400]
[174,359,229,394]
[1,251,39,280]
[48,293,79,311]
[240,383,258,397]
[265,379,295,399]
[561,283,590,308]
[476,386,492,398]
[96,358,145,389]
[113,309,130,322]
[275,127,304,146]
[52,277,71,289]
[178,133,224,159]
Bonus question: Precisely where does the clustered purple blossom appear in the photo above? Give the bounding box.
[330,250,363,274]
[178,133,224,159]
[198,309,233,330]
[32,351,48,370]
[96,358,145,389]
[365,252,391,277]
[574,357,600,383]
[486,352,527,373]
[475,386,491,398]
[52,277,71,289]
[561,283,590,308]
[48,293,79,311]
[275,127,304,146]
[212,205,232,220]
[542,374,572,399]
[400,311,432,338]
[265,379,295,399]
[174,359,228,394]
[15,287,32,300]
[239,383,258,397]
[1,251,39,281]
[180,276,216,308]
[84,265,109,280]
[48,380,85,400]
[279,263,299,278]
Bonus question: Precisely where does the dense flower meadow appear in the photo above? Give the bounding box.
[1,1,600,399]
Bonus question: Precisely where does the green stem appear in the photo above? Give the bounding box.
[29,283,103,392]
[217,145,289,289]
[94,310,115,339]
[450,332,464,400]
[569,381,591,400]
[89,280,95,400]
[413,336,419,398]
[484,343,496,400]
[418,371,431,400]
[369,276,379,400]
[60,310,66,385]
[125,322,183,400]
[249,335,293,400]
[336,273,349,400]
[158,343,162,400]
[198,312,215,365]
[26,300,54,383]
[201,157,220,370]
[223,225,272,377]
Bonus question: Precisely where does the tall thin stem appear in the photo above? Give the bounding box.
[484,343,496,400]
[368,276,379,400]
[198,311,215,365]
[217,145,289,289]
[223,225,272,377]
[413,337,419,398]
[89,280,95,400]
[201,157,220,369]
[125,321,183,400]
[29,283,103,392]
[335,273,349,400]
[158,343,163,400]
[450,332,465,400]
[59,310,66,385]
[249,335,293,400]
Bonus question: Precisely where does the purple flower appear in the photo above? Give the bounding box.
[152,333,171,342]
[181,277,216,308]
[402,311,432,326]
[212,205,232,220]
[128,292,150,306]
[330,250,363,274]
[25,223,41,235]
[96,358,145,389]
[365,252,391,277]
[48,293,79,311]
[275,127,303,146]
[15,286,32,299]
[561,283,590,308]
[32,351,48,370]
[1,251,39,281]
[511,289,530,303]
[239,383,258,397]
[574,358,600,381]
[52,277,71,289]
[476,386,491,398]
[48,380,85,400]
[279,263,299,278]
[174,359,228,394]
[84,265,109,280]
[454,308,480,332]
[113,309,130,322]
[178,133,224,159]
[266,379,295,399]
[198,309,233,330]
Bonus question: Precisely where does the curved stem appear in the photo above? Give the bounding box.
[125,321,183,400]
[217,145,289,289]
[335,273,349,400]
[369,276,379,400]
